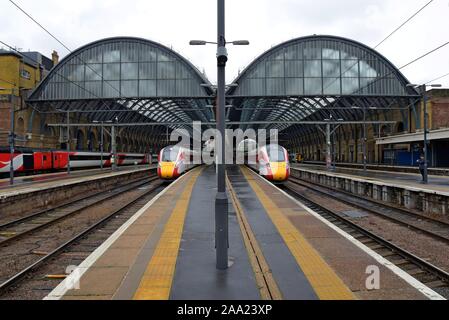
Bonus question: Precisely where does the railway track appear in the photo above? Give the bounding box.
[282,182,449,296]
[0,175,164,296]
[288,176,449,245]
[0,175,157,246]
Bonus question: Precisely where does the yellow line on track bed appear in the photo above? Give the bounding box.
[133,168,202,300]
[241,166,355,300]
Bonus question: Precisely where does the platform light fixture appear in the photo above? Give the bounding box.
[190,40,250,46]
[200,83,238,88]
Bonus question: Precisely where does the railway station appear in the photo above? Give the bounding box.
[1,0,449,304]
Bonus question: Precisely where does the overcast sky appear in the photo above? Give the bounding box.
[1,0,449,87]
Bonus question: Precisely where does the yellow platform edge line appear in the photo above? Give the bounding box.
[133,167,203,300]
[240,166,355,300]
[226,175,283,300]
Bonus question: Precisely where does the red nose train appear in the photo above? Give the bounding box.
[157,146,197,180]
[237,140,290,183]
[255,144,290,183]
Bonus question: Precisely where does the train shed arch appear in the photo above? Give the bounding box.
[27,37,215,150]
[227,35,421,149]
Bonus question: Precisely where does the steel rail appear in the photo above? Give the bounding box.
[0,175,157,246]
[0,172,155,230]
[288,176,449,245]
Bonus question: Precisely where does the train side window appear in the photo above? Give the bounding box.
[43,155,47,161]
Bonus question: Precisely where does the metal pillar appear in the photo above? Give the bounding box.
[363,107,367,172]
[66,111,71,174]
[331,128,336,171]
[111,124,117,171]
[100,122,104,170]
[215,0,229,270]
[422,86,429,184]
[9,103,15,185]
[325,123,332,170]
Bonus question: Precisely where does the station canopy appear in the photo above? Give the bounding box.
[28,35,421,146]
[28,37,215,136]
[226,35,421,145]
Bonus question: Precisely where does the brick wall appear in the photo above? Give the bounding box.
[431,98,449,129]
[0,100,12,146]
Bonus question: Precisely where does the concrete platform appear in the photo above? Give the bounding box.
[0,165,153,193]
[44,165,442,300]
[296,163,449,192]
[291,164,449,215]
[301,161,449,176]
[0,166,155,217]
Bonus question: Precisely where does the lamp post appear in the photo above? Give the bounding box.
[363,106,367,172]
[350,105,368,172]
[407,83,442,184]
[100,123,104,169]
[93,120,112,170]
[323,115,344,171]
[111,116,119,172]
[66,111,71,174]
[56,110,72,175]
[9,101,15,185]
[190,0,249,270]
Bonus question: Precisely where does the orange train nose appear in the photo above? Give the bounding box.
[269,162,288,181]
[158,162,179,180]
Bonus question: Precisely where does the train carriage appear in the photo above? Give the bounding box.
[0,148,151,175]
[237,141,290,183]
[157,145,197,180]
[257,144,290,183]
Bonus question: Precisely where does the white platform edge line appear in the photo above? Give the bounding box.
[249,170,445,301]
[43,170,188,300]
[291,167,449,196]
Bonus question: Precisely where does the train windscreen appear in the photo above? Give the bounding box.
[266,145,285,162]
[161,146,180,162]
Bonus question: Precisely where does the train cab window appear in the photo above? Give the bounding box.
[266,145,285,162]
[161,146,180,162]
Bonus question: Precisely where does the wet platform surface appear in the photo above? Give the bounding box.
[44,165,440,300]
[227,165,318,299]
[170,165,259,299]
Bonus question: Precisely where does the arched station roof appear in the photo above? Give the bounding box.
[226,35,420,142]
[27,35,422,149]
[28,37,215,135]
